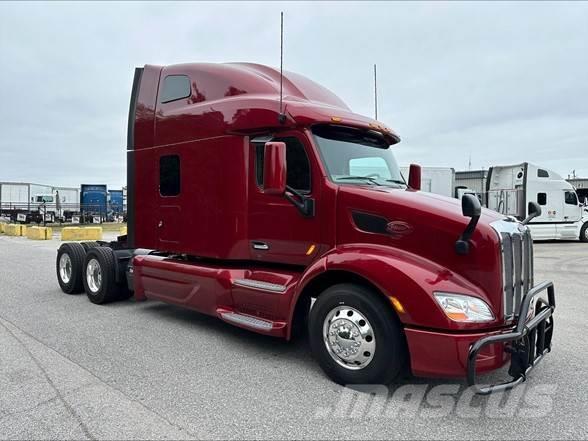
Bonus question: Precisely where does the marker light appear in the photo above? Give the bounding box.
[390,296,405,314]
[306,244,316,256]
[433,293,494,323]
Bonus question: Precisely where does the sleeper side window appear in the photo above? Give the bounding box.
[160,75,191,103]
[537,169,550,178]
[160,155,180,196]
[537,192,547,206]
[254,136,311,193]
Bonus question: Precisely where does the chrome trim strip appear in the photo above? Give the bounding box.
[220,312,273,330]
[233,278,287,293]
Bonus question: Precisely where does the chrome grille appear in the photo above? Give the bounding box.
[492,219,534,319]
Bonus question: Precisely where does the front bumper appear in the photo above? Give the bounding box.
[467,280,555,394]
[404,281,555,394]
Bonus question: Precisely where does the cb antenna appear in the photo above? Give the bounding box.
[373,63,378,120]
[278,12,287,124]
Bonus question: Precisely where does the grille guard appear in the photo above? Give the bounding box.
[467,280,555,395]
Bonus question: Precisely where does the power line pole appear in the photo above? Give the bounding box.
[373,64,378,120]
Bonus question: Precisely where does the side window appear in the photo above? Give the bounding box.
[160,155,180,196]
[565,191,578,205]
[255,143,264,188]
[160,75,191,103]
[254,137,311,193]
[537,192,547,206]
[537,169,549,178]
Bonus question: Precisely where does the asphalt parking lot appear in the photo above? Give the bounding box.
[0,234,587,440]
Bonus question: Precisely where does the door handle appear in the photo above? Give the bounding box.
[252,241,269,250]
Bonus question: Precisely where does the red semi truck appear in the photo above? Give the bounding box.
[56,63,555,393]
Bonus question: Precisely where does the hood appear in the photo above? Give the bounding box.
[336,185,504,302]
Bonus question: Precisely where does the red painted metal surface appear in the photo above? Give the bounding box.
[405,327,510,377]
[129,62,513,379]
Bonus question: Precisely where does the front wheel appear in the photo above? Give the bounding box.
[580,223,588,242]
[308,283,407,385]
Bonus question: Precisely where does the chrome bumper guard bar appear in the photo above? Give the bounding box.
[467,280,555,395]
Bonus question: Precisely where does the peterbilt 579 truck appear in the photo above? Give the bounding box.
[56,63,555,394]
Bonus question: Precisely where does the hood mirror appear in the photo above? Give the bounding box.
[522,202,541,225]
[408,164,422,191]
[455,194,482,256]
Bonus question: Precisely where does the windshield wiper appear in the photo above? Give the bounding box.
[385,179,407,185]
[336,176,381,185]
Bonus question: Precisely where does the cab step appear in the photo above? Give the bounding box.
[217,308,287,337]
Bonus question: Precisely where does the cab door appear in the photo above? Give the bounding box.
[529,191,556,240]
[248,131,322,267]
[558,190,582,239]
[562,190,581,222]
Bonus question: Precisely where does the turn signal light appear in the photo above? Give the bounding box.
[390,296,405,314]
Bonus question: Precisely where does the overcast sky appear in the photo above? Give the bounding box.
[0,1,586,188]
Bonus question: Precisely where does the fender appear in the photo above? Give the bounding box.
[288,243,505,335]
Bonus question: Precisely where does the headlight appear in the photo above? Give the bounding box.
[434,292,495,323]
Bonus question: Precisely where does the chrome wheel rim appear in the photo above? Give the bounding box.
[86,258,102,293]
[323,306,376,370]
[584,228,588,241]
[59,253,72,284]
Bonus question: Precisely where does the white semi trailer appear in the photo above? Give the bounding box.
[400,167,455,197]
[0,182,80,222]
[487,163,588,241]
[400,167,481,202]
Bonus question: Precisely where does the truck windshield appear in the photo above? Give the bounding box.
[312,125,405,188]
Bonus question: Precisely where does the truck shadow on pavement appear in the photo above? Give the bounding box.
[136,301,314,357]
[133,301,507,394]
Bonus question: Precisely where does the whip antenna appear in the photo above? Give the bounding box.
[278,12,286,124]
[373,64,378,120]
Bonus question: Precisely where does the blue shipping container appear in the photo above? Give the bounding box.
[108,190,124,214]
[80,184,107,216]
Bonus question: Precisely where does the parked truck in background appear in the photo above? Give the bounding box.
[0,182,81,223]
[487,162,588,241]
[55,62,556,393]
[80,184,108,222]
[1,182,54,222]
[399,167,481,202]
[107,189,124,220]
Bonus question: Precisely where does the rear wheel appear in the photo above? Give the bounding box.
[56,243,86,294]
[83,247,121,304]
[308,283,407,385]
[81,241,100,252]
[580,223,588,242]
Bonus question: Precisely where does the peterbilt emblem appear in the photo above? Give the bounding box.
[386,221,414,237]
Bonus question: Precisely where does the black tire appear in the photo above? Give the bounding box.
[308,283,407,385]
[56,242,86,294]
[580,223,588,243]
[81,241,100,252]
[82,247,121,304]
